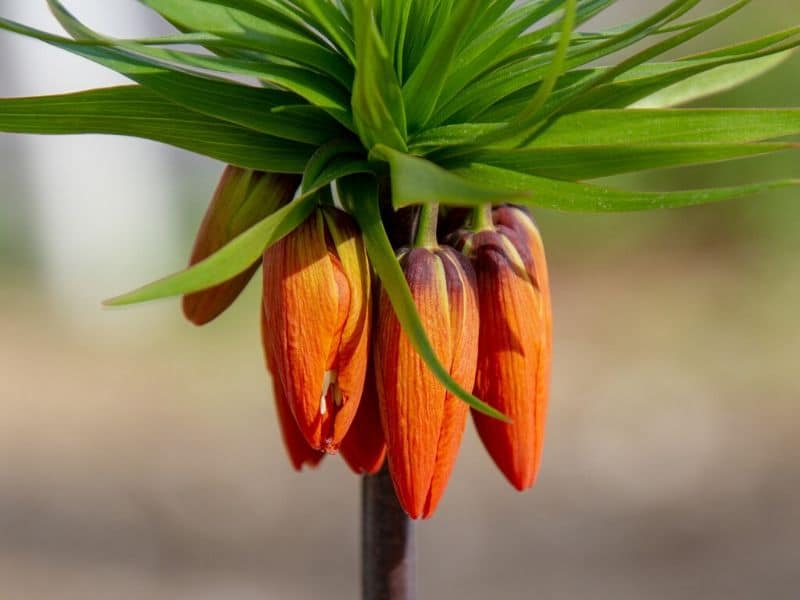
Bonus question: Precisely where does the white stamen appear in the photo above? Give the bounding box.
[320,370,338,415]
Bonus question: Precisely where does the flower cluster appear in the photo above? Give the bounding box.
[186,165,551,519]
[3,0,797,521]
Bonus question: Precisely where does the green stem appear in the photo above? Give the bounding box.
[471,203,494,232]
[414,202,439,248]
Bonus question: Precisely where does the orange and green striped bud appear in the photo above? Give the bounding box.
[375,247,479,519]
[183,166,300,325]
[261,308,324,471]
[262,208,371,453]
[453,207,552,491]
[339,368,387,475]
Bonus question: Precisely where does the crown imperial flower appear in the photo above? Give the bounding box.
[3,0,798,522]
[453,207,552,490]
[262,208,372,452]
[374,246,479,518]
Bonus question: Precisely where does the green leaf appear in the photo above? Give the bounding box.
[115,44,353,127]
[402,1,482,131]
[455,164,800,212]
[483,32,800,122]
[301,138,370,192]
[476,0,577,146]
[0,14,346,143]
[138,0,354,87]
[533,0,754,129]
[290,0,356,63]
[438,0,564,110]
[446,143,794,180]
[338,174,509,421]
[380,0,413,78]
[352,0,408,151]
[631,50,794,108]
[433,0,704,126]
[104,192,318,306]
[0,86,314,172]
[408,123,505,153]
[529,109,800,146]
[42,2,354,127]
[370,145,532,209]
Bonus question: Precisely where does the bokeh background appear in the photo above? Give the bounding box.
[1,1,799,598]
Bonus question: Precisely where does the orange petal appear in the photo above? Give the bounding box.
[376,249,449,518]
[323,209,372,447]
[262,210,369,452]
[466,230,545,490]
[494,207,553,469]
[263,211,339,451]
[261,308,324,471]
[340,368,386,475]
[183,167,299,325]
[422,248,478,518]
[376,247,478,519]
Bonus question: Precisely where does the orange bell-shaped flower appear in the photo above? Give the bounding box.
[261,308,324,471]
[262,208,371,452]
[375,247,479,518]
[183,166,299,325]
[339,368,387,475]
[454,207,552,490]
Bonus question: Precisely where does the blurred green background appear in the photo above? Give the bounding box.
[1,1,799,598]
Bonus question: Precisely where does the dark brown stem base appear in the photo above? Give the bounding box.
[362,465,416,600]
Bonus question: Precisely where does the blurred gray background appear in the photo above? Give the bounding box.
[1,1,799,598]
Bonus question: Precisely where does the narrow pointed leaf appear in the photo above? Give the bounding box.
[138,0,354,86]
[370,145,532,209]
[455,164,800,212]
[530,109,800,146]
[402,2,481,130]
[0,86,314,172]
[446,143,795,180]
[43,2,354,126]
[105,193,318,306]
[0,15,345,143]
[631,50,794,108]
[352,0,407,151]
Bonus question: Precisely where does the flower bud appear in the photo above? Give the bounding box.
[183,166,300,325]
[261,309,324,471]
[453,207,552,490]
[375,247,479,518]
[262,208,371,452]
[339,369,387,475]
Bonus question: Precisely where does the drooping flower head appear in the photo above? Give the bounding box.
[262,208,371,453]
[453,207,552,490]
[375,246,479,518]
